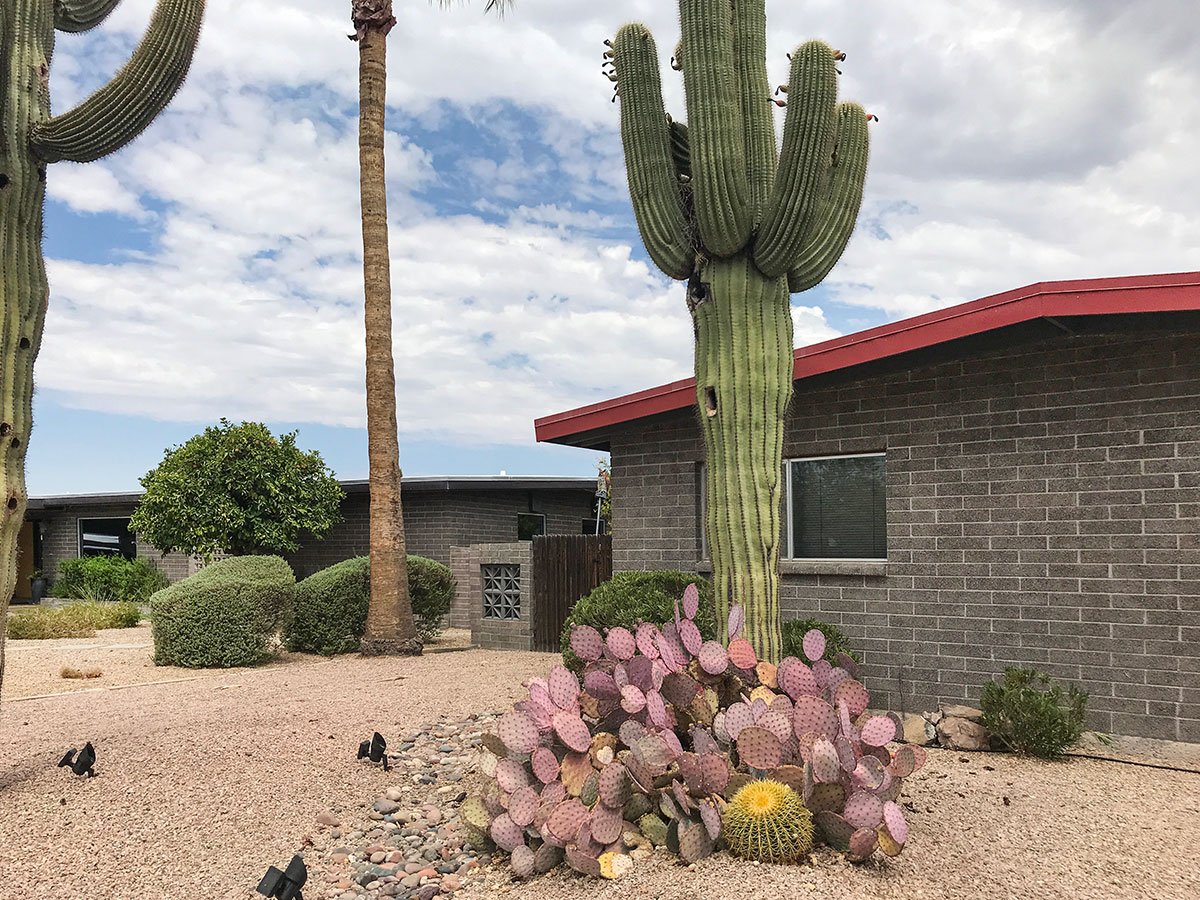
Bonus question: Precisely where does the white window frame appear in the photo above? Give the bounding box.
[786,452,887,562]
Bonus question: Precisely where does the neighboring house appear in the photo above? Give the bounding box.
[16,475,599,599]
[535,272,1200,742]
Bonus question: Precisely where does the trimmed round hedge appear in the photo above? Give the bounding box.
[150,556,295,668]
[283,555,455,655]
[560,570,715,672]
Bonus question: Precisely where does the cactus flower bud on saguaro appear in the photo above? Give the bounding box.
[0,0,204,699]
[609,0,871,662]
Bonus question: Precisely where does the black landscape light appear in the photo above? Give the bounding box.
[57,742,96,777]
[357,731,390,770]
[256,854,307,900]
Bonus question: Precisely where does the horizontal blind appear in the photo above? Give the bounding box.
[790,456,886,559]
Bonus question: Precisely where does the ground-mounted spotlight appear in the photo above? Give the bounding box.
[256,854,307,900]
[357,731,390,770]
[57,742,96,777]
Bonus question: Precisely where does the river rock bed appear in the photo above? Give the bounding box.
[306,712,503,899]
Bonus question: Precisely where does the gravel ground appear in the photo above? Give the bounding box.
[0,644,551,900]
[2,624,473,698]
[2,640,1198,900]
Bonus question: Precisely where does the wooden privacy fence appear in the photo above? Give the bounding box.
[530,534,612,652]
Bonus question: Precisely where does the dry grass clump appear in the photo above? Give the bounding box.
[60,666,103,680]
[7,600,142,640]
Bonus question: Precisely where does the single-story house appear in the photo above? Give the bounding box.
[16,475,599,599]
[535,271,1200,742]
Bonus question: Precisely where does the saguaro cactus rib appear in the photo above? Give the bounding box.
[693,256,790,658]
[732,0,775,226]
[0,0,202,702]
[53,0,122,33]
[613,24,692,281]
[787,103,870,294]
[752,41,839,279]
[30,0,204,164]
[679,0,751,256]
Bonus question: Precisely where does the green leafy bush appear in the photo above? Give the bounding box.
[149,556,294,668]
[284,555,455,655]
[782,618,860,664]
[561,571,715,672]
[408,555,456,642]
[285,557,370,655]
[7,600,141,640]
[980,667,1088,759]
[52,555,168,603]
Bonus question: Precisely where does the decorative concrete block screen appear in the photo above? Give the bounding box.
[452,543,533,651]
[451,536,612,652]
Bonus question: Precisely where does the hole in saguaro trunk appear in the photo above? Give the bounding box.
[19,337,31,349]
[0,174,9,189]
[6,497,16,510]
[0,423,10,436]
[10,437,19,449]
[704,387,718,417]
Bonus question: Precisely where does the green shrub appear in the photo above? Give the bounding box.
[285,557,370,656]
[284,555,455,655]
[7,600,142,640]
[561,571,715,672]
[52,555,169,603]
[408,555,455,643]
[149,556,294,668]
[980,667,1088,759]
[782,618,860,665]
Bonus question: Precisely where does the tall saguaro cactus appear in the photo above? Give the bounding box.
[609,0,870,662]
[0,0,204,698]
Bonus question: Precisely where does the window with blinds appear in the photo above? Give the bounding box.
[788,454,887,560]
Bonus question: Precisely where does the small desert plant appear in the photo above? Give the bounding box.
[6,600,141,640]
[782,618,860,664]
[560,571,716,672]
[150,556,294,668]
[722,779,813,863]
[52,555,169,603]
[980,667,1088,759]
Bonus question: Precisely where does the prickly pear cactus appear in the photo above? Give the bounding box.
[472,593,923,881]
[0,2,205,696]
[607,0,870,662]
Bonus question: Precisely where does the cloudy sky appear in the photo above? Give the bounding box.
[31,0,1200,494]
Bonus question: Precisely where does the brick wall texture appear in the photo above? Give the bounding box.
[457,543,534,651]
[31,488,594,597]
[607,322,1200,742]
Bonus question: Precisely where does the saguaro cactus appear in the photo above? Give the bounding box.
[0,0,204,697]
[609,0,870,662]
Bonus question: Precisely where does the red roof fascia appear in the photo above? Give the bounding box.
[535,271,1200,444]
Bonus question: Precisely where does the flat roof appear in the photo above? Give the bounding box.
[534,270,1200,446]
[26,475,597,510]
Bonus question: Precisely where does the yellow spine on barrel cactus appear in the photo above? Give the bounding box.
[721,779,814,863]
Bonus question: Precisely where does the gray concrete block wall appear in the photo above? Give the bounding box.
[607,326,1200,742]
[467,543,534,651]
[32,501,193,586]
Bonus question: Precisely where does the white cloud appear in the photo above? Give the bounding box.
[36,0,1200,442]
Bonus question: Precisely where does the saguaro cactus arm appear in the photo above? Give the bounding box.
[733,0,775,226]
[53,0,123,32]
[612,24,693,281]
[752,40,839,278]
[30,0,204,164]
[679,0,751,256]
[787,102,870,293]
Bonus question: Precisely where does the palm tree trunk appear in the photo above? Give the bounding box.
[354,6,420,656]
